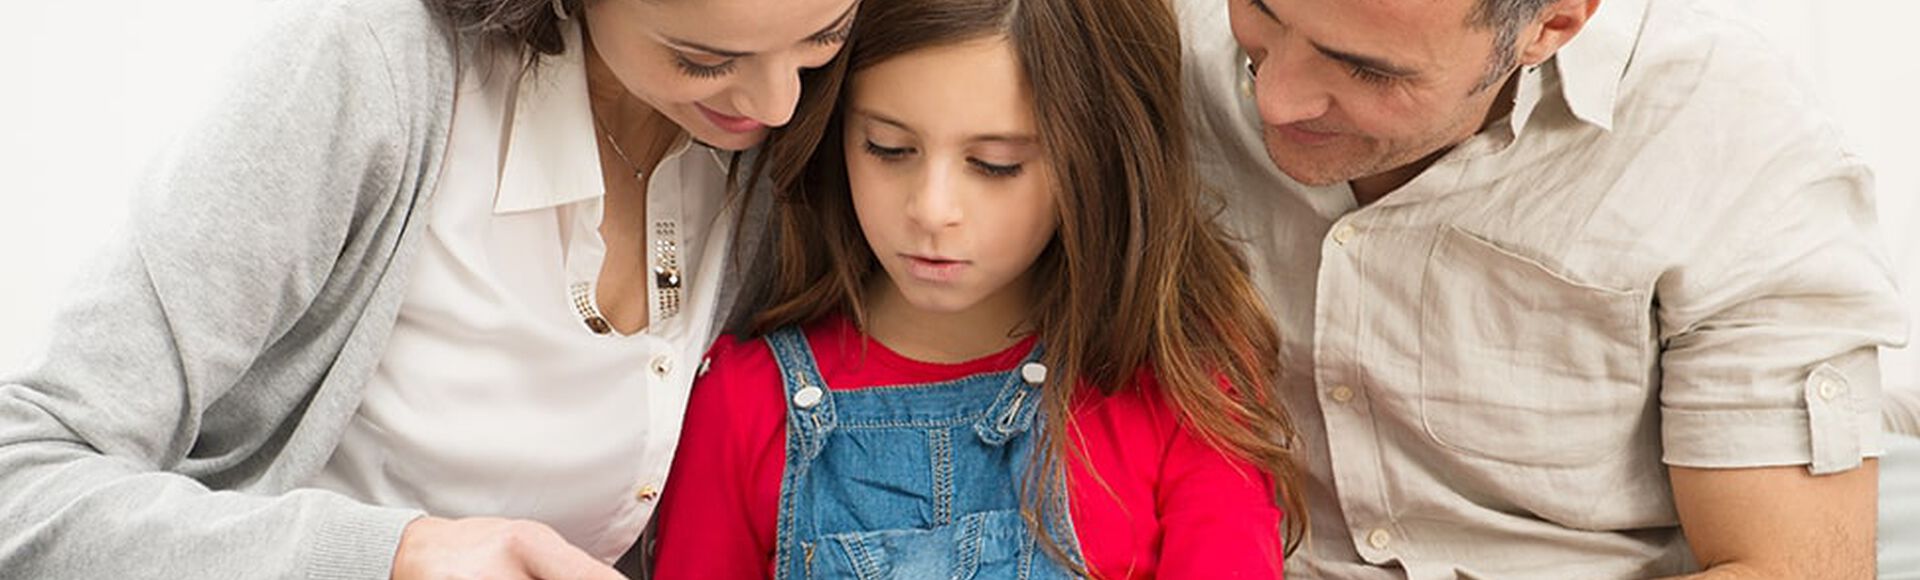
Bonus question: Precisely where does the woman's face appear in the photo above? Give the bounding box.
[584,0,858,151]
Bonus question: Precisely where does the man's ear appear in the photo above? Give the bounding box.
[1517,0,1602,67]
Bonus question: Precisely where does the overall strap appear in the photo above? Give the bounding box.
[767,325,837,579]
[974,344,1049,447]
[765,325,837,462]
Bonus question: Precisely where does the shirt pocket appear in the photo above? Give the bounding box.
[1417,226,1654,468]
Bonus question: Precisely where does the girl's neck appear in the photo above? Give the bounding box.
[862,277,1035,365]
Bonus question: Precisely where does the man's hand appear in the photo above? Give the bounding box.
[1664,461,1878,579]
[392,516,626,580]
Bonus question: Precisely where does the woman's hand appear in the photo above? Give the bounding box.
[393,516,627,580]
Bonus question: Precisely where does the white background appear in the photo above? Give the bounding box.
[2,0,1918,392]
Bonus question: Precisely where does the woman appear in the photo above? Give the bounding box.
[0,0,853,577]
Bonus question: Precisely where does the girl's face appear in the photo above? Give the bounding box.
[845,36,1059,320]
[585,0,859,151]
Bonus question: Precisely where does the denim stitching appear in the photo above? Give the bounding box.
[1018,531,1035,580]
[954,511,986,579]
[834,415,991,430]
[841,535,883,580]
[931,428,954,525]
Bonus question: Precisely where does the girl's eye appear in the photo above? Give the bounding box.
[969,159,1024,178]
[674,53,737,79]
[864,141,914,160]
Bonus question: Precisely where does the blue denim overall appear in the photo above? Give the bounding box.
[765,326,1084,579]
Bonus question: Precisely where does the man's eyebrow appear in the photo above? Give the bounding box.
[1312,41,1418,77]
[1249,1,1417,77]
[1250,0,1280,21]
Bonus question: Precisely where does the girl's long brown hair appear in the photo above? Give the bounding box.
[743,0,1309,565]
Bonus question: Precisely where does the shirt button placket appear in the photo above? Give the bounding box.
[1319,215,1396,565]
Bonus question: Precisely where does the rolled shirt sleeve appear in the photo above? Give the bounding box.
[1657,156,1908,474]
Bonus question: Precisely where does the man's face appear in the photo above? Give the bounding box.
[1229,0,1516,187]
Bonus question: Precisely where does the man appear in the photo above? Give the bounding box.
[1176,0,1912,577]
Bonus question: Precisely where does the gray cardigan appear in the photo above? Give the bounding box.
[1,0,522,577]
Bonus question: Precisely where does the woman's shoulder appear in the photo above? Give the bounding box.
[287,0,449,46]
[245,0,458,94]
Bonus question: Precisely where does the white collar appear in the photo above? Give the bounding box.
[491,22,727,215]
[1540,0,1649,132]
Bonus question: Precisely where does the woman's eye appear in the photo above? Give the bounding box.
[673,53,737,79]
[809,22,853,46]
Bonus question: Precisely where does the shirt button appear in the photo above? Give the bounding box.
[696,356,712,378]
[634,483,660,502]
[1331,224,1358,246]
[1818,379,1843,401]
[1367,528,1393,550]
[1330,385,1355,404]
[651,356,673,377]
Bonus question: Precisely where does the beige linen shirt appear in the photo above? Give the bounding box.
[1177,0,1909,577]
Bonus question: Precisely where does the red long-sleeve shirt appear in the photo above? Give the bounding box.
[653,316,1284,579]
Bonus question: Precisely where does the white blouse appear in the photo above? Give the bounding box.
[307,22,737,562]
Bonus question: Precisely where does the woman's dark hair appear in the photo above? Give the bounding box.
[425,0,580,61]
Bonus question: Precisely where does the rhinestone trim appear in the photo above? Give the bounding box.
[653,220,681,320]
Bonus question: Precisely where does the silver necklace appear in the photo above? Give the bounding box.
[573,112,684,334]
[592,112,647,182]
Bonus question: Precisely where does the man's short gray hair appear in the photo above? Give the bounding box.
[1467,0,1558,93]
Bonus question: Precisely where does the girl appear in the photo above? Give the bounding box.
[654,0,1306,577]
[0,0,853,577]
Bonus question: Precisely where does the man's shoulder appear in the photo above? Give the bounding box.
[1615,0,1835,146]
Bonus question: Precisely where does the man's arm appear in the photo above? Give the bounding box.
[1664,462,1877,579]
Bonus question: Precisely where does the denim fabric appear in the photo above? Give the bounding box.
[765,326,1082,579]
